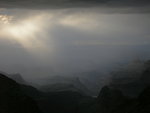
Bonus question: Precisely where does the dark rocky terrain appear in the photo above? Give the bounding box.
[40,76,92,96]
[0,72,93,113]
[8,73,27,84]
[109,60,150,97]
[0,73,41,113]
[78,60,150,113]
[89,86,149,113]
[0,60,150,113]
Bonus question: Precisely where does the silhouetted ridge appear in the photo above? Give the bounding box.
[8,73,27,84]
[109,60,150,97]
[139,86,150,105]
[0,73,41,113]
[97,86,128,113]
[40,76,92,96]
[88,85,150,113]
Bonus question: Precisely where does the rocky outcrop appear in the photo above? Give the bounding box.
[8,73,27,84]
[0,73,41,113]
[95,85,150,113]
[97,86,128,113]
[109,60,150,97]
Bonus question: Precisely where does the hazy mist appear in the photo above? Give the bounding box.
[0,1,150,83]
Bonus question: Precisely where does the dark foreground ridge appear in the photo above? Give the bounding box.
[0,60,150,113]
[0,73,41,113]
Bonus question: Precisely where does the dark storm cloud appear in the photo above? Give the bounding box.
[0,0,150,9]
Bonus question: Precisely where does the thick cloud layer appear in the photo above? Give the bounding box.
[0,0,150,9]
[0,0,150,82]
[0,8,150,81]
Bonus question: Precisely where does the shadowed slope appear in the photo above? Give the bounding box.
[0,73,42,113]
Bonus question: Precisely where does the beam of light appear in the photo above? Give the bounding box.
[0,14,51,56]
[7,21,40,48]
[0,15,13,24]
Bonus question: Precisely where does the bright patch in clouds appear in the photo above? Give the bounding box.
[0,14,51,54]
[0,9,150,78]
[0,15,13,24]
[0,10,150,51]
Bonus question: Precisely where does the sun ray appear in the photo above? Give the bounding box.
[0,13,55,59]
[1,15,48,51]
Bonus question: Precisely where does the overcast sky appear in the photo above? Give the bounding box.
[0,0,150,80]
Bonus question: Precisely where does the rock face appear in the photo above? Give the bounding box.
[21,84,93,113]
[78,71,108,96]
[110,60,150,97]
[1,60,150,113]
[40,76,91,96]
[37,91,87,113]
[95,86,150,113]
[97,86,128,113]
[8,73,27,84]
[0,72,95,113]
[0,73,41,113]
[16,77,94,113]
[137,87,150,113]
